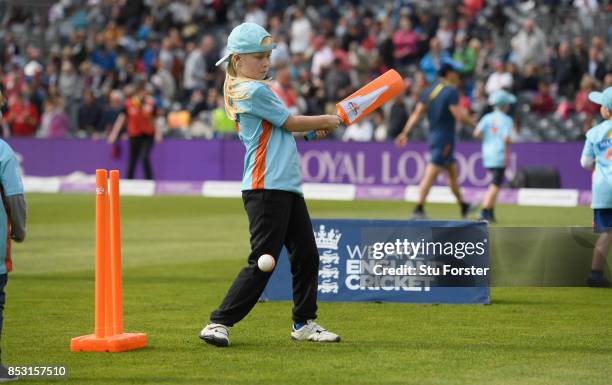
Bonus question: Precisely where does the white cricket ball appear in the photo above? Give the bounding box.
[257,254,276,272]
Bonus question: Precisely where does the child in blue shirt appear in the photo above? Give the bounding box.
[0,88,27,381]
[199,23,342,347]
[473,90,515,223]
[580,86,612,288]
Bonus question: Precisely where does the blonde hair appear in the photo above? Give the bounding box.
[223,36,274,121]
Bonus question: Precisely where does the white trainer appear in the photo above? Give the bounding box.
[291,320,340,342]
[199,323,230,347]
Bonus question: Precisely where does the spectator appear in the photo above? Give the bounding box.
[158,37,176,74]
[387,94,408,140]
[324,59,352,104]
[183,35,216,100]
[289,8,312,55]
[267,14,287,37]
[348,41,369,86]
[78,90,103,135]
[604,73,612,89]
[70,31,88,67]
[531,81,555,115]
[24,45,43,82]
[575,74,600,135]
[98,90,123,139]
[516,62,541,94]
[377,21,396,70]
[420,38,451,83]
[3,63,24,100]
[311,37,334,80]
[152,61,176,106]
[511,18,547,71]
[573,36,588,74]
[113,55,134,89]
[270,35,290,69]
[0,1,607,143]
[343,117,374,142]
[454,16,471,41]
[58,60,83,131]
[271,66,300,115]
[244,1,267,26]
[211,95,235,140]
[471,80,488,118]
[485,59,513,96]
[574,0,598,31]
[373,109,387,142]
[392,16,419,68]
[90,41,117,72]
[38,97,71,139]
[188,89,210,120]
[552,41,581,98]
[452,35,477,77]
[4,92,39,136]
[435,18,454,51]
[136,15,154,42]
[587,46,607,82]
[330,37,350,72]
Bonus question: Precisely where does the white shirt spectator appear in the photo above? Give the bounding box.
[153,68,176,104]
[436,25,454,51]
[183,50,206,90]
[343,119,374,142]
[245,7,267,27]
[311,45,334,79]
[24,60,43,77]
[574,0,598,30]
[290,16,312,54]
[485,71,513,96]
[511,20,547,70]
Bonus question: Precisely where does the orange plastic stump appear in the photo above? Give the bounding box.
[71,170,147,353]
[71,333,147,352]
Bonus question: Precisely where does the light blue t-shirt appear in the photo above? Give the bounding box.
[0,140,24,274]
[477,110,513,168]
[581,120,612,209]
[233,82,301,194]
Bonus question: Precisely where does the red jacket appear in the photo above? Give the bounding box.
[6,101,39,136]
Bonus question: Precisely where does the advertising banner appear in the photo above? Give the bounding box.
[261,219,490,304]
[7,138,589,189]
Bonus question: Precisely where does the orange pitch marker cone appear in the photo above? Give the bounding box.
[71,169,147,352]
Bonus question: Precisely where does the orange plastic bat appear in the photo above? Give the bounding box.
[305,69,405,140]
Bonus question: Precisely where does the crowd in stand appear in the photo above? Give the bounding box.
[0,0,610,142]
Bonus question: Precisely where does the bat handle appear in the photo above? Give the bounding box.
[304,131,318,141]
[304,115,344,141]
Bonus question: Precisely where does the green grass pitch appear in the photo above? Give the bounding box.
[5,194,612,384]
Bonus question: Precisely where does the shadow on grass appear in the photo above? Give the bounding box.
[489,298,557,306]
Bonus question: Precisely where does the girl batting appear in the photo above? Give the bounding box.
[199,23,342,347]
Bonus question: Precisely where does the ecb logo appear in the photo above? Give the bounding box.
[347,101,360,117]
[314,225,342,294]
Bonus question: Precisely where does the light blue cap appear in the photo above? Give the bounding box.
[488,89,517,106]
[215,23,277,66]
[588,87,612,110]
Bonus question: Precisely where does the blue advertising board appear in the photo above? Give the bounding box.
[262,219,490,304]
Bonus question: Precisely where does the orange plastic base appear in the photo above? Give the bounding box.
[70,333,147,352]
